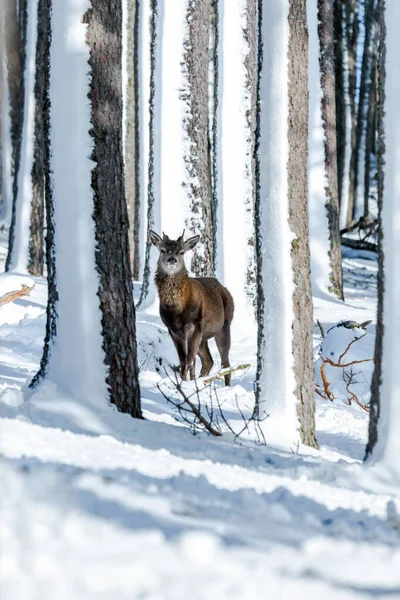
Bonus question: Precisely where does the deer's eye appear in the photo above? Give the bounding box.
[160,249,165,254]
[179,252,184,255]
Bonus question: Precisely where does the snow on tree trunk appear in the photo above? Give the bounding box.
[182,0,214,276]
[6,0,35,273]
[28,0,48,277]
[122,0,140,279]
[317,0,343,299]
[366,0,400,479]
[215,0,257,325]
[137,0,151,282]
[339,16,353,230]
[87,0,142,417]
[31,0,108,406]
[256,0,316,449]
[137,0,161,310]
[29,0,53,388]
[0,1,13,225]
[308,0,338,297]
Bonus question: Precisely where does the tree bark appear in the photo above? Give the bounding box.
[124,0,141,280]
[288,0,317,448]
[333,0,345,210]
[5,0,27,271]
[30,0,55,388]
[318,0,343,299]
[28,0,48,277]
[364,3,379,218]
[366,0,385,459]
[183,0,214,276]
[86,0,141,418]
[345,0,360,227]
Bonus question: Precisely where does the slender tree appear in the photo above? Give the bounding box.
[317,0,343,299]
[182,0,214,276]
[366,0,400,477]
[366,0,385,459]
[256,0,317,448]
[32,0,141,420]
[28,0,48,276]
[123,0,141,279]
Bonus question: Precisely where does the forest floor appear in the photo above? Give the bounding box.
[0,233,400,599]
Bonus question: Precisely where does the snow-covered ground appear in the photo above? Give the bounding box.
[0,229,400,599]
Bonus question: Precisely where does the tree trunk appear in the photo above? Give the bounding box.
[124,0,140,280]
[317,0,343,299]
[364,4,379,218]
[288,0,317,448]
[354,0,378,220]
[29,0,48,277]
[87,0,141,418]
[255,0,316,448]
[29,0,54,388]
[345,0,360,226]
[5,0,27,271]
[333,0,345,210]
[183,0,214,276]
[366,0,385,459]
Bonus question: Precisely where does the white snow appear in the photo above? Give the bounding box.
[216,0,256,329]
[307,0,333,297]
[37,0,107,406]
[1,250,400,598]
[368,0,400,482]
[7,0,39,273]
[257,0,298,447]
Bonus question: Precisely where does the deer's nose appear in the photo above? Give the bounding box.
[168,257,177,264]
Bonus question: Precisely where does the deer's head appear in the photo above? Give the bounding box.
[150,230,199,275]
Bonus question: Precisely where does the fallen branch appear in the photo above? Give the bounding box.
[320,361,335,401]
[341,237,377,252]
[0,284,35,307]
[203,363,251,385]
[338,333,367,364]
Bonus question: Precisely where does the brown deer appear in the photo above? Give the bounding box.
[150,230,234,385]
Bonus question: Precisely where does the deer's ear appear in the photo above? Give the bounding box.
[150,230,162,248]
[183,234,200,252]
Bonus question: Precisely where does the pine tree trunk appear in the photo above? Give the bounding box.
[318,0,343,299]
[288,0,317,448]
[183,0,214,276]
[364,3,379,218]
[333,0,345,211]
[124,0,140,280]
[345,0,360,226]
[86,0,141,417]
[366,0,385,459]
[5,0,27,271]
[29,0,48,277]
[30,0,54,388]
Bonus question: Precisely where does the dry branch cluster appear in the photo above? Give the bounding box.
[315,327,372,411]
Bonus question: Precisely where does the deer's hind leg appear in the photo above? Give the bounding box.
[215,321,231,386]
[197,340,214,378]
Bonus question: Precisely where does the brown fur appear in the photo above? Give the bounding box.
[151,231,234,385]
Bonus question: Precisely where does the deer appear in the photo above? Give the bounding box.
[150,230,234,386]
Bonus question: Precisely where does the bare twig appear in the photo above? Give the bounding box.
[0,284,35,307]
[316,319,325,339]
[338,333,367,364]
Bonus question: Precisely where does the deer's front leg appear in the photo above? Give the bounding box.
[169,330,187,378]
[186,326,202,381]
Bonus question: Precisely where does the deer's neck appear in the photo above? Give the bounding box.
[155,268,189,310]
